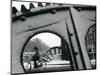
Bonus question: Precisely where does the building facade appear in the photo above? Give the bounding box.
[11,1,96,74]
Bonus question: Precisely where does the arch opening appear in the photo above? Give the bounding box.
[85,25,96,69]
[21,31,73,73]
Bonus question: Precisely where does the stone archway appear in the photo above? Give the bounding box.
[21,31,74,73]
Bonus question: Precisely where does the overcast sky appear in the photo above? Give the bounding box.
[31,32,61,47]
[12,1,47,11]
